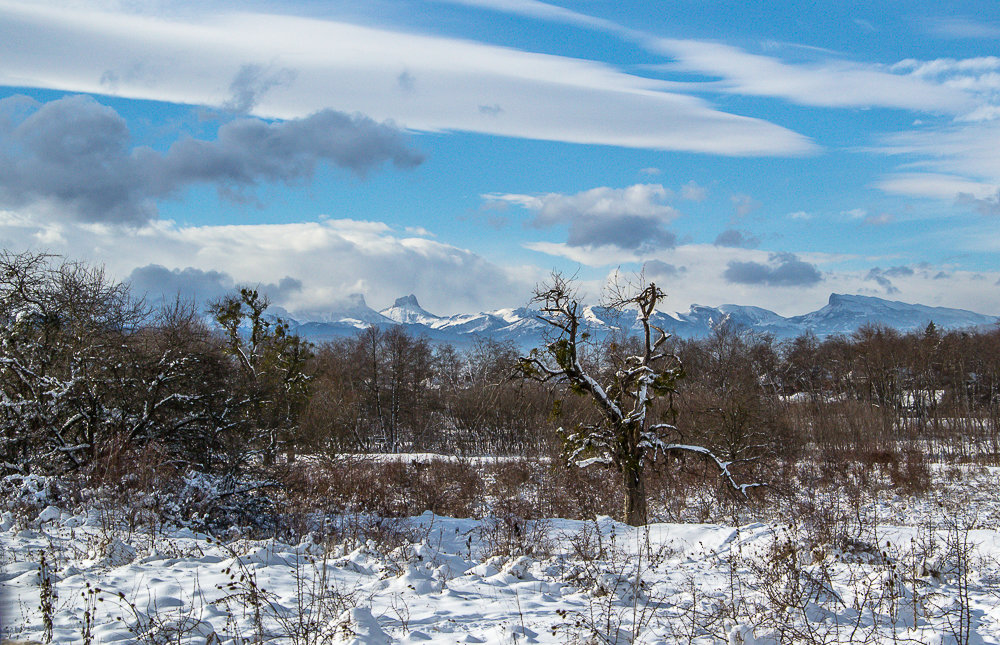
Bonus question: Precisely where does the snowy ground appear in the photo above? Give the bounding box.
[3,468,1000,644]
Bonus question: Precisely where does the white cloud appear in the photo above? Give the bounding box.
[877,120,1000,182]
[523,240,641,267]
[860,213,895,226]
[0,211,530,315]
[890,57,1000,122]
[532,241,1000,317]
[0,0,814,155]
[875,173,997,201]
[680,181,707,202]
[433,0,638,39]
[867,59,1000,203]
[891,56,1000,74]
[853,18,877,33]
[731,193,761,217]
[437,0,984,119]
[653,39,974,113]
[924,17,1000,40]
[5,203,999,318]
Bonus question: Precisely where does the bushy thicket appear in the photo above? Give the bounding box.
[0,252,240,477]
[0,251,562,482]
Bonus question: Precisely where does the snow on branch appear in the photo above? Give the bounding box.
[644,438,764,498]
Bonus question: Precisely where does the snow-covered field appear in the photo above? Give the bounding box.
[3,467,1000,644]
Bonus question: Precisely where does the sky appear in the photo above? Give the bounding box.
[1,0,999,318]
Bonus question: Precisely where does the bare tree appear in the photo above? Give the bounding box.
[679,323,783,465]
[518,272,757,525]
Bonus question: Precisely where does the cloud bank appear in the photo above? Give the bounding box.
[714,229,761,249]
[485,184,679,251]
[128,264,304,310]
[0,95,422,224]
[724,252,823,287]
[0,213,530,316]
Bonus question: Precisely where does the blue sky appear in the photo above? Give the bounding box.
[1,0,999,317]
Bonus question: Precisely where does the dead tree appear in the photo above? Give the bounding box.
[518,273,758,525]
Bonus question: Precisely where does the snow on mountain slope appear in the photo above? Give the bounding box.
[296,293,392,327]
[379,294,441,325]
[789,293,998,336]
[284,293,998,346]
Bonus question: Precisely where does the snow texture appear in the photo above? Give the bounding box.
[4,468,1000,644]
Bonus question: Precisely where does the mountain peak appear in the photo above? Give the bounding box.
[292,292,390,326]
[827,293,873,307]
[288,292,997,346]
[380,294,440,324]
[393,294,421,309]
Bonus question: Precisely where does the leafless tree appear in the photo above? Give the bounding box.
[518,272,758,525]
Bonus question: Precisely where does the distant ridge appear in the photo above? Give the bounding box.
[279,293,998,347]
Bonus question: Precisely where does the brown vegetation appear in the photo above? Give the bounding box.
[4,252,1000,531]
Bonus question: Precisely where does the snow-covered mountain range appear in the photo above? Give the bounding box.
[279,293,999,347]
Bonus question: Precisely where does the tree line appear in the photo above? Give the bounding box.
[4,251,1000,486]
[0,251,557,478]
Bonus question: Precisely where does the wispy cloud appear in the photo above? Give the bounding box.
[924,17,1000,40]
[874,121,1000,202]
[861,213,895,226]
[890,57,1000,121]
[731,194,761,218]
[0,1,814,155]
[866,57,1000,204]
[437,0,979,116]
[223,64,297,114]
[433,0,640,39]
[681,180,707,201]
[653,39,974,113]
[875,173,996,201]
